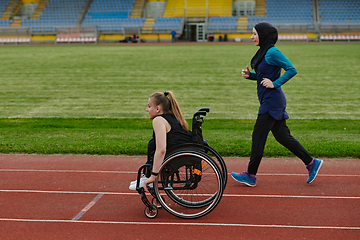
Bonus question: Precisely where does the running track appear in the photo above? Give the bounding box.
[0,154,359,239]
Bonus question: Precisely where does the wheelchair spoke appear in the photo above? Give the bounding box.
[154,151,224,219]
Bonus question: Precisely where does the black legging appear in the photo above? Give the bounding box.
[248,112,313,175]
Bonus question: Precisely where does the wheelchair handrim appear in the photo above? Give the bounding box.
[154,151,224,219]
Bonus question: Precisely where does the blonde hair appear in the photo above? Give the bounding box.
[150,91,189,132]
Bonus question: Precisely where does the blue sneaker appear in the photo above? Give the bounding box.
[231,171,256,187]
[306,159,323,184]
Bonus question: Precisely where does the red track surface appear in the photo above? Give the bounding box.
[0,154,359,239]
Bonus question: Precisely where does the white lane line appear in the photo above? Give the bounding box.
[72,194,104,221]
[0,218,359,230]
[223,194,360,199]
[0,169,131,174]
[1,169,359,177]
[257,173,360,177]
[0,189,141,195]
[0,189,359,199]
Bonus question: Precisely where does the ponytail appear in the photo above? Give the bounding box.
[150,91,189,132]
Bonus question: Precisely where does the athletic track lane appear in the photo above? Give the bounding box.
[0,154,359,239]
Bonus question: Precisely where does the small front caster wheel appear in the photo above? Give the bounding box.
[144,204,158,218]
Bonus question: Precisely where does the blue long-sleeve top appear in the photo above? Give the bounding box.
[248,47,297,120]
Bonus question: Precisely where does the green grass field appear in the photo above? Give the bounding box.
[1,43,359,157]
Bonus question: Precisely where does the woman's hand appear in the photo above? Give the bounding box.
[143,175,156,189]
[242,65,250,79]
[260,78,274,88]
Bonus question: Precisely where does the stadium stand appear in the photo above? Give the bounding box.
[319,0,360,24]
[208,0,232,17]
[163,0,232,18]
[0,1,10,18]
[255,0,266,17]
[248,0,314,30]
[144,0,166,18]
[131,0,143,18]
[163,0,185,17]
[82,0,144,32]
[182,0,233,18]
[208,16,238,31]
[86,0,134,19]
[0,0,19,20]
[21,0,86,32]
[185,0,207,18]
[141,17,155,34]
[153,17,182,31]
[318,0,360,41]
[233,0,256,17]
[31,0,49,20]
[207,0,246,33]
[0,0,29,44]
[0,19,10,28]
[144,0,184,34]
[0,0,359,43]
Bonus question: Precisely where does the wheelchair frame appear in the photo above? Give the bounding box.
[135,108,227,219]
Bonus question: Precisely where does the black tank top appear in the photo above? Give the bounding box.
[152,114,192,150]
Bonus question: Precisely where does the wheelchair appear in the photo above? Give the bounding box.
[135,108,227,219]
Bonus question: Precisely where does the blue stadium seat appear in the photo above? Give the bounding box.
[82,0,143,31]
[247,0,314,29]
[0,0,11,19]
[207,16,238,31]
[21,0,86,31]
[153,17,182,32]
[319,0,360,23]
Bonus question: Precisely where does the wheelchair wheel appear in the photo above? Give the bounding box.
[166,143,227,189]
[154,150,224,219]
[165,148,225,209]
[204,145,228,188]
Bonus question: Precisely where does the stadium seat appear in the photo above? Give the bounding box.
[319,0,360,24]
[82,0,144,31]
[208,16,238,31]
[247,0,314,29]
[21,0,86,31]
[153,17,182,31]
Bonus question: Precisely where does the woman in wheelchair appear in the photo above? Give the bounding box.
[131,91,226,219]
[129,91,192,190]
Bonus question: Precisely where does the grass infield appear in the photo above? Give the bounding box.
[1,43,359,157]
[0,118,358,158]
